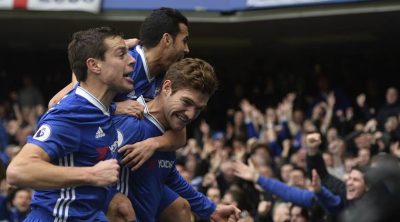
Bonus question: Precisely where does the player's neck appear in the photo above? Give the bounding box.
[143,47,165,79]
[147,98,169,129]
[80,81,114,109]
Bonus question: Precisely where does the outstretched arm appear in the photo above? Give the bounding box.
[306,133,347,202]
[119,128,186,170]
[233,160,314,208]
[7,143,119,189]
[165,166,240,221]
[311,169,342,213]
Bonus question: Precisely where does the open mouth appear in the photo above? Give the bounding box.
[347,187,355,194]
[176,113,189,124]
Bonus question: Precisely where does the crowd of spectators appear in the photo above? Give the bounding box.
[0,76,45,221]
[177,82,400,221]
[0,72,399,221]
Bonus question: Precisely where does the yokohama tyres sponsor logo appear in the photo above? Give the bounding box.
[158,160,174,169]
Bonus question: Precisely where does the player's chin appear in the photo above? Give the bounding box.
[118,83,134,93]
[171,120,186,131]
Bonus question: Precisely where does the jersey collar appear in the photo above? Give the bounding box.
[76,86,110,116]
[136,45,152,82]
[137,95,165,133]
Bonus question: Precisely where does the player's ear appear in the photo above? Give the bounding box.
[163,80,172,96]
[162,33,173,46]
[87,58,101,74]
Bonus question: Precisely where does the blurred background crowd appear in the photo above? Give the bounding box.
[0,71,399,221]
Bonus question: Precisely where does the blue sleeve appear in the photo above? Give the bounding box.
[293,132,302,151]
[278,120,291,140]
[257,177,314,208]
[245,121,259,139]
[0,120,9,149]
[315,187,343,214]
[268,140,282,157]
[165,167,216,219]
[27,121,81,160]
[0,195,8,220]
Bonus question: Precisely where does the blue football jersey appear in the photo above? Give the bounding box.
[25,86,119,222]
[115,45,163,102]
[113,97,175,222]
[113,97,216,222]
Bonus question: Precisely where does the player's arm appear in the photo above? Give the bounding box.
[119,128,186,170]
[114,100,144,118]
[165,167,240,221]
[7,143,119,189]
[165,166,216,219]
[48,74,77,108]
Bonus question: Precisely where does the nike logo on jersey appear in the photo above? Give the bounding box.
[95,127,105,138]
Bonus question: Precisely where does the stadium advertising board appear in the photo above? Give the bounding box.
[102,0,367,11]
[0,0,368,12]
[0,0,12,9]
[246,0,366,7]
[0,0,101,13]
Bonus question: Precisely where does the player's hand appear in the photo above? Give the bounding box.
[124,38,140,49]
[118,137,157,171]
[115,100,144,118]
[305,133,321,156]
[211,204,241,222]
[90,159,119,186]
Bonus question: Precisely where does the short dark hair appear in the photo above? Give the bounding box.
[164,58,218,96]
[7,187,31,205]
[291,166,306,177]
[68,27,123,82]
[351,165,368,177]
[139,7,188,48]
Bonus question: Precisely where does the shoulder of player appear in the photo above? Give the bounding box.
[45,100,103,124]
[113,114,141,129]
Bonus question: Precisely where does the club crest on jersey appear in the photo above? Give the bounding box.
[117,130,124,147]
[95,127,105,139]
[33,124,51,142]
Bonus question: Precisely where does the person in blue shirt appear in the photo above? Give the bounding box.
[115,7,190,172]
[48,7,190,172]
[48,8,195,221]
[6,26,136,221]
[113,58,240,222]
[233,158,342,215]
